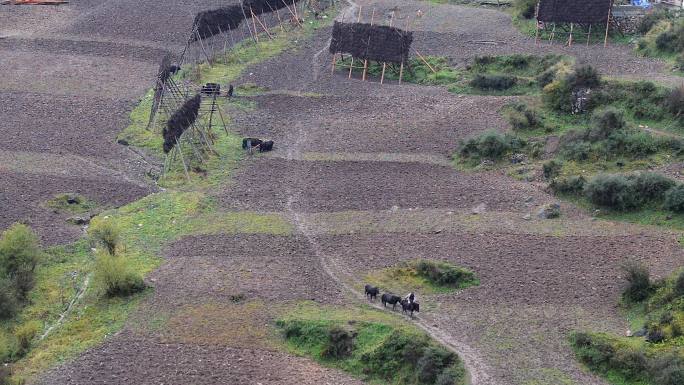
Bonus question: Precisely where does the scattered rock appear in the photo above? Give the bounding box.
[524,196,534,203]
[480,159,494,167]
[471,203,486,215]
[523,213,531,220]
[537,203,561,219]
[66,216,90,226]
[510,153,527,164]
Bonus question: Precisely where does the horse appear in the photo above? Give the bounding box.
[381,293,402,310]
[364,285,380,300]
[400,299,420,317]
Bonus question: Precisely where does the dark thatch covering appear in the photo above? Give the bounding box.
[148,54,174,129]
[242,0,300,16]
[163,94,201,153]
[329,21,413,63]
[537,0,613,25]
[192,5,246,41]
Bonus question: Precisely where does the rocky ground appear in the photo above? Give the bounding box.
[4,1,684,384]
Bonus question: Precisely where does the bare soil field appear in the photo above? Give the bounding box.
[5,0,683,384]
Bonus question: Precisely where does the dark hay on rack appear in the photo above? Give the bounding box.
[149,53,175,128]
[329,21,413,63]
[537,0,613,25]
[242,0,299,16]
[163,94,202,153]
[192,5,245,40]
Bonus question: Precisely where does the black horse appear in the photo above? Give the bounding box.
[364,285,380,300]
[400,299,420,317]
[381,293,402,310]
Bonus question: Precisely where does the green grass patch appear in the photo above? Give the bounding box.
[365,260,478,295]
[277,303,467,385]
[44,193,96,215]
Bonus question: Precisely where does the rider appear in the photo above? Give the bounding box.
[405,292,416,304]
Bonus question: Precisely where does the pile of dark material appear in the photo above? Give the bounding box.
[243,0,299,16]
[193,5,246,40]
[537,0,614,24]
[329,21,413,63]
[163,94,201,153]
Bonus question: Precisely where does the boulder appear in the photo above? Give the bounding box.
[537,203,561,219]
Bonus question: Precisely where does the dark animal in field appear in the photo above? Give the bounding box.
[364,285,379,300]
[242,138,262,149]
[169,65,181,75]
[258,140,274,152]
[400,299,420,317]
[227,84,234,97]
[381,293,401,310]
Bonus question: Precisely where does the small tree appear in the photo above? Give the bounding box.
[622,261,651,302]
[89,217,121,255]
[93,250,145,298]
[0,223,41,299]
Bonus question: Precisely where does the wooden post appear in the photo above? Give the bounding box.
[549,23,556,42]
[534,21,540,46]
[586,24,592,46]
[380,11,395,85]
[398,61,404,84]
[413,49,436,73]
[241,6,257,43]
[604,10,611,48]
[195,30,212,66]
[175,140,191,182]
[251,9,274,40]
[348,6,362,78]
[250,7,259,42]
[568,23,574,46]
[331,53,337,74]
[362,8,375,82]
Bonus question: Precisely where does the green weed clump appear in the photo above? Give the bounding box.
[278,319,466,385]
[583,173,676,211]
[45,193,95,214]
[458,130,527,164]
[504,103,545,131]
[93,250,145,298]
[470,74,517,91]
[0,224,41,319]
[513,0,537,19]
[414,260,477,289]
[88,217,121,255]
[622,261,652,303]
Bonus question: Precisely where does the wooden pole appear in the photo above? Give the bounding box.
[195,30,212,66]
[586,24,592,46]
[549,23,556,42]
[250,7,259,43]
[568,23,574,46]
[348,6,362,78]
[251,9,274,40]
[380,11,395,85]
[413,49,436,73]
[534,21,540,46]
[604,10,611,48]
[175,140,191,182]
[362,8,375,82]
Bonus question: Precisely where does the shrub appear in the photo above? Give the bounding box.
[322,326,355,359]
[655,30,679,52]
[560,140,592,161]
[14,320,40,357]
[93,250,145,298]
[584,174,640,210]
[470,74,517,91]
[611,348,648,380]
[650,354,684,385]
[0,224,41,299]
[0,278,18,320]
[415,260,476,288]
[638,10,671,34]
[550,176,586,195]
[361,330,430,376]
[514,0,537,19]
[505,103,544,131]
[0,330,13,363]
[588,108,626,141]
[543,160,563,180]
[501,54,531,70]
[416,346,457,384]
[664,184,684,213]
[570,332,615,369]
[89,217,120,255]
[632,173,676,201]
[674,270,684,297]
[435,365,466,385]
[459,131,525,161]
[665,85,683,118]
[622,260,651,302]
[566,65,602,90]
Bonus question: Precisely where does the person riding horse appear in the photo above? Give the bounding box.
[405,292,416,304]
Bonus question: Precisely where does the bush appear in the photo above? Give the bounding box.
[416,346,457,384]
[14,320,40,357]
[632,173,676,201]
[550,176,586,195]
[611,348,648,380]
[584,174,640,210]
[664,184,684,212]
[655,30,679,52]
[665,85,683,118]
[571,332,615,368]
[566,65,602,90]
[543,160,563,180]
[674,270,684,297]
[0,224,40,301]
[638,10,671,34]
[89,217,121,255]
[435,365,466,385]
[505,103,543,131]
[560,140,592,161]
[470,74,517,91]
[93,250,145,298]
[514,0,537,19]
[459,131,525,161]
[0,330,14,363]
[650,354,684,385]
[322,326,355,359]
[0,278,18,320]
[622,260,651,302]
[415,260,476,288]
[589,108,626,141]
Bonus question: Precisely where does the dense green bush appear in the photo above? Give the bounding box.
[650,354,684,385]
[585,174,639,210]
[664,184,684,212]
[633,173,676,201]
[0,330,13,363]
[665,85,683,118]
[0,278,18,320]
[513,0,537,19]
[567,65,602,89]
[415,260,476,288]
[470,74,517,91]
[14,321,40,357]
[588,108,626,141]
[322,326,355,359]
[89,217,121,255]
[622,261,651,302]
[416,346,457,384]
[542,159,563,180]
[0,224,40,300]
[505,103,544,131]
[93,250,145,298]
[638,10,673,34]
[459,131,526,161]
[550,176,586,195]
[543,65,602,112]
[675,270,684,297]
